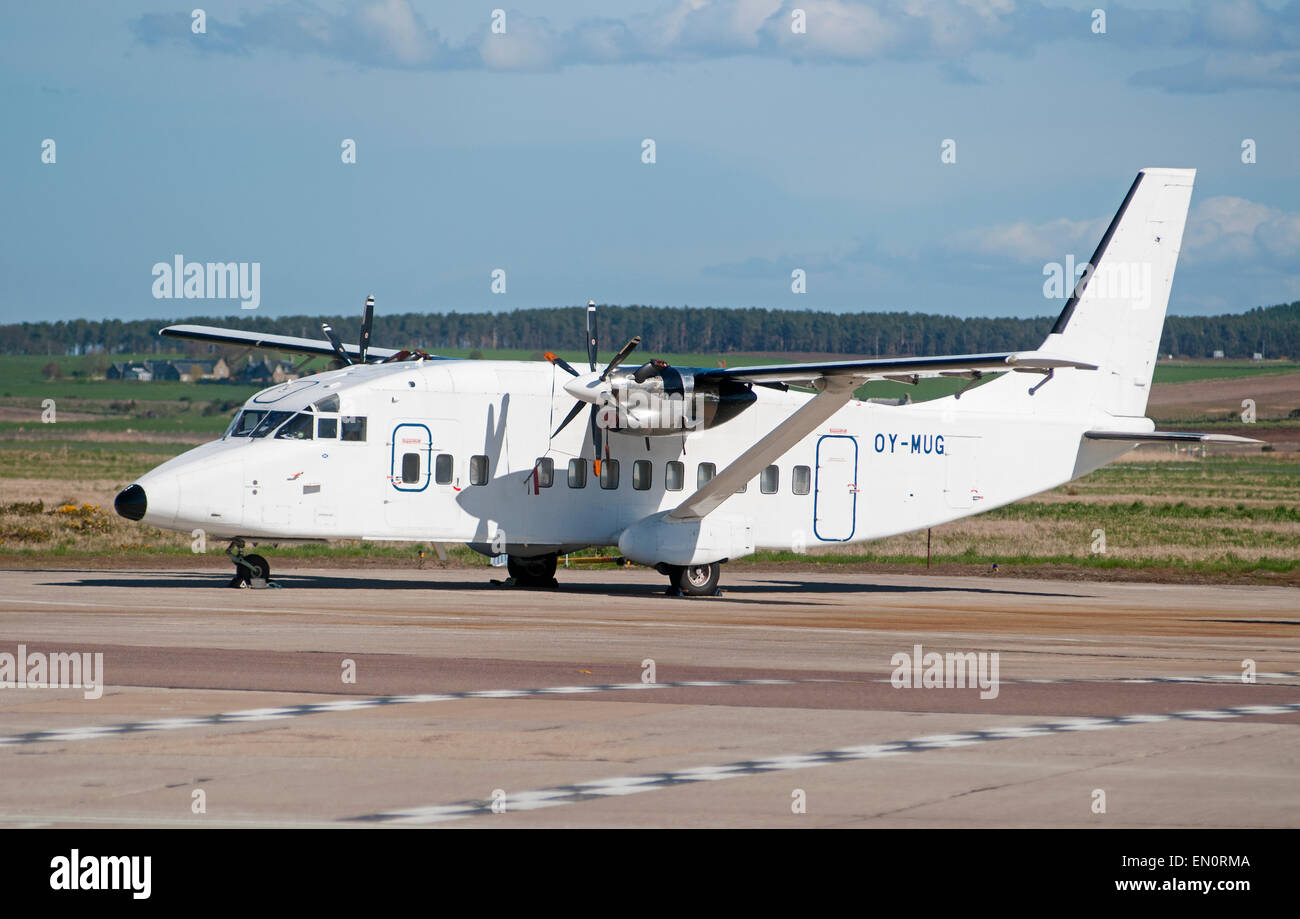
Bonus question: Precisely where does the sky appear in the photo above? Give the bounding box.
[2,0,1299,328]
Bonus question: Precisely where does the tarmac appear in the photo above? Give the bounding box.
[0,564,1296,827]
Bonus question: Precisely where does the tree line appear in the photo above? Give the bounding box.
[2,301,1297,360]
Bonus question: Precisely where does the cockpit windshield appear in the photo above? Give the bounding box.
[249,411,295,438]
[228,410,267,438]
[274,412,314,440]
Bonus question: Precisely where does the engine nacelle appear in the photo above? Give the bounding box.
[618,511,755,567]
[601,364,755,437]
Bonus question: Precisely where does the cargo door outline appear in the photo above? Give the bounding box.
[814,434,857,542]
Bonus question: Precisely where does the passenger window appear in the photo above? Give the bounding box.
[470,455,489,486]
[568,458,587,488]
[314,395,340,413]
[600,459,620,490]
[401,453,421,484]
[793,465,811,495]
[340,416,367,442]
[760,465,779,494]
[633,460,652,491]
[317,417,337,439]
[434,454,453,485]
[665,461,684,491]
[698,462,715,489]
[534,457,554,488]
[275,413,314,440]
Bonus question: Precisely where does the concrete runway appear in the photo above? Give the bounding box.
[0,564,1297,827]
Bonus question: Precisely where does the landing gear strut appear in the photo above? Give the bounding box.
[226,539,274,588]
[504,553,558,589]
[661,562,722,597]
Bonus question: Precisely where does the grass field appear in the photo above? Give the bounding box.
[0,441,1295,583]
[1,352,1296,583]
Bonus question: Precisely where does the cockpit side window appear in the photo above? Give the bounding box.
[340,416,367,442]
[229,410,267,437]
[274,412,314,440]
[314,395,340,413]
[249,411,294,438]
[317,417,338,439]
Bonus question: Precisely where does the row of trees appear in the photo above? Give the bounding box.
[2,302,1297,359]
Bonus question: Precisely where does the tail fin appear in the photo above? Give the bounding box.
[968,168,1195,418]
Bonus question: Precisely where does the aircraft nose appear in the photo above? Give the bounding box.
[114,484,147,521]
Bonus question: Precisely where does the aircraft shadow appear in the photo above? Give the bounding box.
[32,570,1092,601]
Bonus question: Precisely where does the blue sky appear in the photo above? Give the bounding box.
[3,1,1298,326]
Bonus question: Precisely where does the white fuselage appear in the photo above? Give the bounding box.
[130,358,1130,556]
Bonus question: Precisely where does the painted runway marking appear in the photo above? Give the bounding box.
[347,699,1300,824]
[0,678,812,747]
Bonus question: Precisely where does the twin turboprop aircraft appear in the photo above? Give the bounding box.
[114,168,1254,594]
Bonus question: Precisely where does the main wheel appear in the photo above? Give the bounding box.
[671,562,720,597]
[507,553,557,586]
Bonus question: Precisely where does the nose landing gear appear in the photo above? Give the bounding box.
[226,539,275,589]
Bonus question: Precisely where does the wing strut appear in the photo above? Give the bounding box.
[669,378,859,522]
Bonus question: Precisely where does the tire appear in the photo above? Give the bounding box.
[672,562,720,597]
[507,553,557,585]
[235,553,270,586]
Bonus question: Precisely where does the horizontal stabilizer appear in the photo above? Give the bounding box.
[160,324,411,361]
[1084,430,1263,445]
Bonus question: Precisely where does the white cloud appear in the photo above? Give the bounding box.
[1184,195,1300,263]
[947,215,1109,263]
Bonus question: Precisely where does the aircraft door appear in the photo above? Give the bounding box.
[385,420,461,533]
[814,435,858,541]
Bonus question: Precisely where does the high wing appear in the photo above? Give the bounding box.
[692,351,1095,387]
[669,350,1096,522]
[160,324,410,362]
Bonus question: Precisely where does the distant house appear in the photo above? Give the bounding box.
[1212,350,1225,359]
[145,360,181,381]
[238,359,298,385]
[107,361,152,382]
[178,358,230,382]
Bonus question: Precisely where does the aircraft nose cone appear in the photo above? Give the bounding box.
[114,484,147,521]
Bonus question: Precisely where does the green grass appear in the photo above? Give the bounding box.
[1151,360,1299,384]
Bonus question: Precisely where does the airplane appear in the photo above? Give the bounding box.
[113,167,1257,595]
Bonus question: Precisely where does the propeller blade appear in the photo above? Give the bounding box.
[586,300,598,372]
[358,295,374,363]
[544,352,580,377]
[551,399,585,438]
[601,336,641,381]
[321,323,352,365]
[589,403,604,477]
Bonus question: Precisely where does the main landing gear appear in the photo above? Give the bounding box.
[226,539,276,589]
[501,553,558,589]
[658,562,723,597]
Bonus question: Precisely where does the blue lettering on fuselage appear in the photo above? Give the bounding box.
[873,433,945,455]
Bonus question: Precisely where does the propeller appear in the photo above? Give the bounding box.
[544,303,643,476]
[322,323,351,366]
[359,295,374,363]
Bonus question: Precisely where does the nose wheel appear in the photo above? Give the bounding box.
[226,540,274,588]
